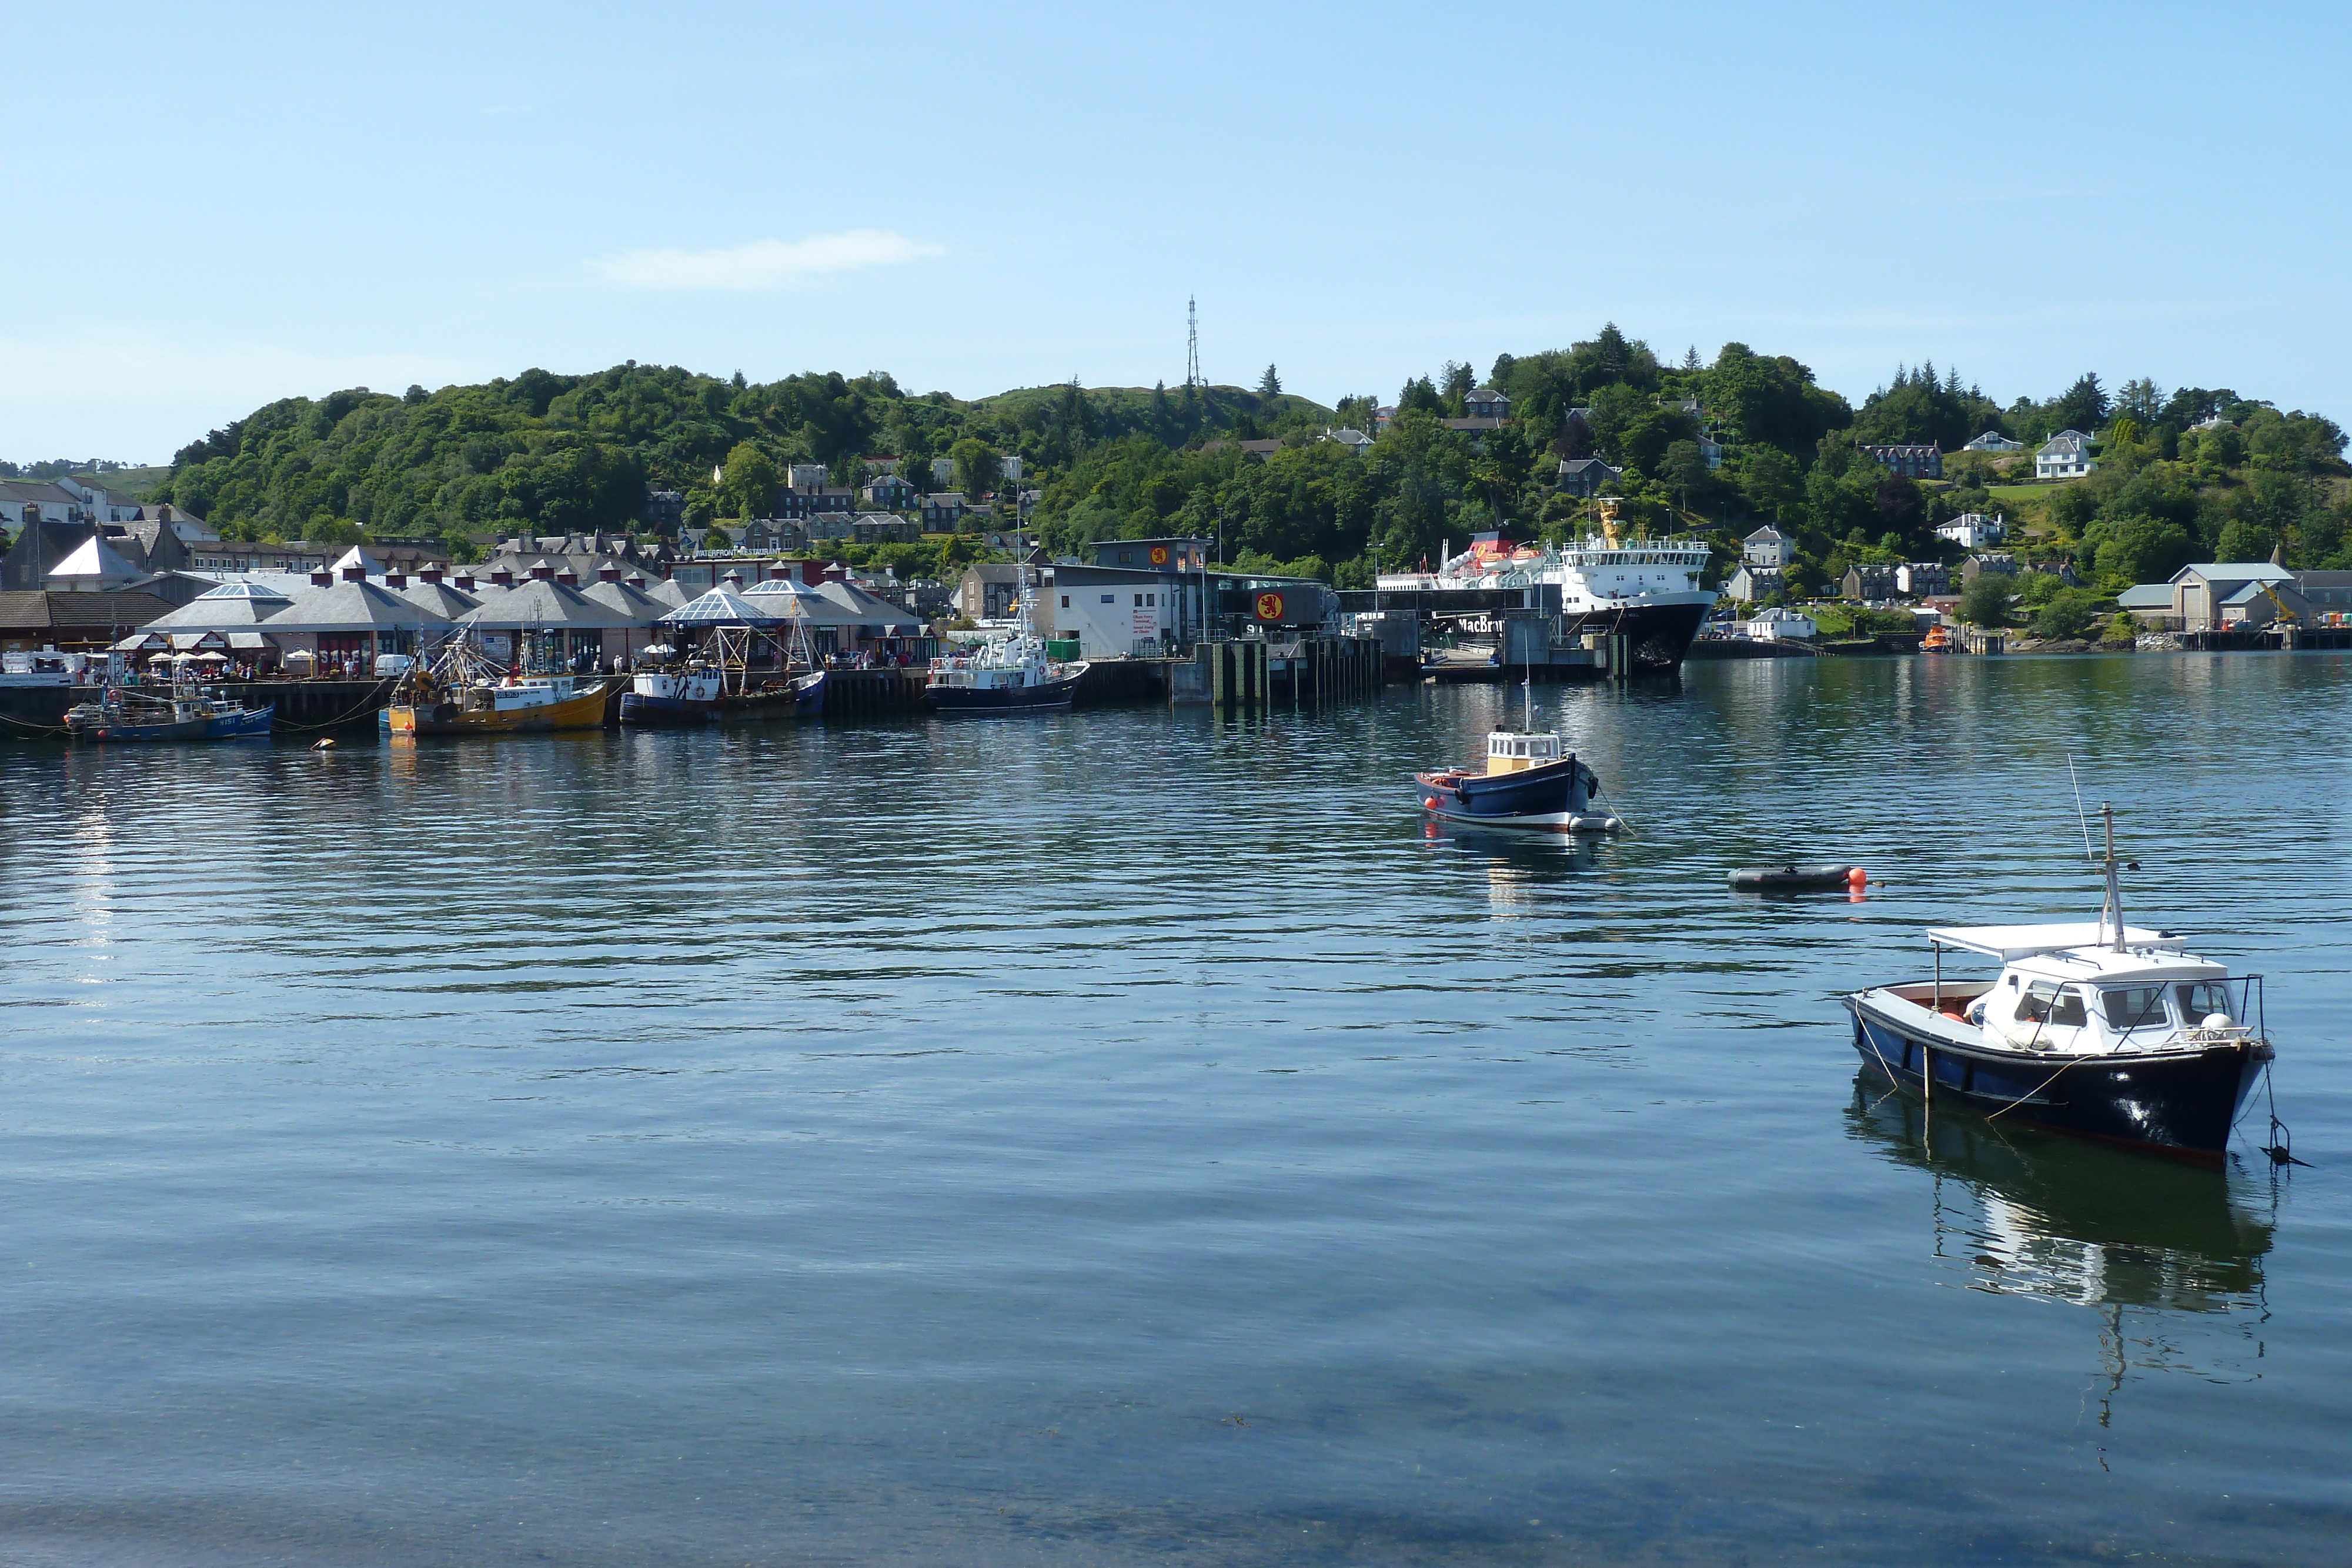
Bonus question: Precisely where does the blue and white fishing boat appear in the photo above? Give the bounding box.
[1415,730,1621,831]
[64,684,273,741]
[1843,805,2276,1166]
[1413,680,1622,833]
[927,536,1087,713]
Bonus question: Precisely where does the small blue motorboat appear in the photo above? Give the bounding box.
[1415,727,1622,833]
[64,685,273,741]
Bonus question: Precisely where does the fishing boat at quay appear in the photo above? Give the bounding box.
[619,661,825,726]
[64,684,273,742]
[621,589,830,726]
[386,635,611,735]
[926,633,1087,711]
[1842,806,2276,1165]
[927,537,1088,712]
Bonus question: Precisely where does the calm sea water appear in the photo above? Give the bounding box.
[1,654,2347,1566]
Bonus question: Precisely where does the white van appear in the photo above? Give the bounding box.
[373,653,415,678]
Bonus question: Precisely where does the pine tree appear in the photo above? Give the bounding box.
[1258,364,1281,397]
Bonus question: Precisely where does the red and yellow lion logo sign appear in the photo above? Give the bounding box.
[1255,591,1285,621]
[1150,546,1170,566]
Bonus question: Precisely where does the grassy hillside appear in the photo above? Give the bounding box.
[76,464,171,500]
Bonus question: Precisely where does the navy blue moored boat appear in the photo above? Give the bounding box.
[1415,728,1623,833]
[1842,806,2275,1166]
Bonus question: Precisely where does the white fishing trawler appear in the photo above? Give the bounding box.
[927,536,1088,712]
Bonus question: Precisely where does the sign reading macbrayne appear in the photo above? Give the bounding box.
[1255,591,1285,621]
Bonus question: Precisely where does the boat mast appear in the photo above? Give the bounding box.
[2101,803,2124,952]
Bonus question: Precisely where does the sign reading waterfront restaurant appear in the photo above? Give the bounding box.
[1255,591,1284,621]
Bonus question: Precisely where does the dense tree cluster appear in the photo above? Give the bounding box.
[139,334,2347,617]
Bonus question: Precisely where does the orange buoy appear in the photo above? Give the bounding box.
[1847,866,1869,890]
[1424,796,1442,810]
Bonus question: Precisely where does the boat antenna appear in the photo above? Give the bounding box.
[2066,754,2096,862]
[2101,802,2124,952]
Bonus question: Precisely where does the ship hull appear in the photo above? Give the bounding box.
[620,673,821,726]
[1843,990,2271,1165]
[389,682,612,735]
[1412,755,1623,834]
[67,703,274,741]
[1560,595,1713,673]
[928,663,1087,713]
[617,690,714,726]
[929,676,1081,711]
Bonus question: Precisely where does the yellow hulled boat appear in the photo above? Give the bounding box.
[388,675,611,734]
[387,637,612,735]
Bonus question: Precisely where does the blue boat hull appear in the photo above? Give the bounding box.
[1843,995,2270,1165]
[72,704,274,741]
[1413,754,1620,832]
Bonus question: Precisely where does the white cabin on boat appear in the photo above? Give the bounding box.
[1484,730,1562,775]
[1914,923,2255,1058]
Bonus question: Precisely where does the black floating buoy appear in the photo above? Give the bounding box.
[1729,864,1856,891]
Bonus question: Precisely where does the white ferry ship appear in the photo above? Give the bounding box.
[1374,507,1718,673]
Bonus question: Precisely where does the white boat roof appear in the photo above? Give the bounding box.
[1926,922,2183,961]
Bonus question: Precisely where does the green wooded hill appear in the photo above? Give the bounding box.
[148,334,2350,614]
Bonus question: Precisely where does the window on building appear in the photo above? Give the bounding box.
[1101,594,1114,604]
[1060,595,1069,609]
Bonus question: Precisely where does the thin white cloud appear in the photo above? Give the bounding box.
[594,230,942,290]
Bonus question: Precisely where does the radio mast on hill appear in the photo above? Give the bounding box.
[1185,295,1202,389]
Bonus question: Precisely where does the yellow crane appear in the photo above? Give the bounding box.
[2257,580,2300,626]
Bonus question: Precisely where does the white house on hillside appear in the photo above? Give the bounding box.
[2036,430,2096,479]
[1963,432,2023,452]
[1742,525,1792,568]
[1936,513,2007,550]
[1736,606,1815,641]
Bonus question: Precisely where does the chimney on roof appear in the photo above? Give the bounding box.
[453,570,475,590]
[490,566,513,585]
[624,571,645,587]
[420,565,443,583]
[530,563,554,581]
[310,567,333,586]
[556,568,579,586]
[340,563,367,582]
[599,564,620,582]
[384,570,407,589]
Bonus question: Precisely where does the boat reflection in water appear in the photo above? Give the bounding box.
[1424,820,1611,915]
[1847,1079,2273,1424]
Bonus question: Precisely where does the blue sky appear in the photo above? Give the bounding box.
[6,1,2347,462]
